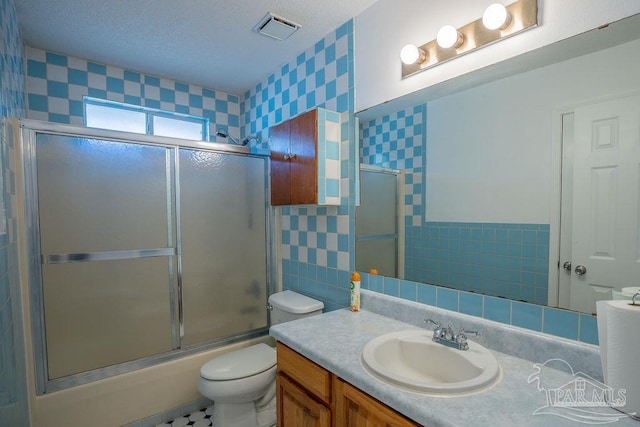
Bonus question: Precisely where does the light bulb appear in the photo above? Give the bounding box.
[437,25,463,49]
[400,44,427,65]
[482,3,511,30]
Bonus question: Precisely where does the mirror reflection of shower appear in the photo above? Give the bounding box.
[216,127,260,146]
[355,165,404,278]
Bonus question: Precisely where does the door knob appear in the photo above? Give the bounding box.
[562,261,572,271]
[574,265,587,276]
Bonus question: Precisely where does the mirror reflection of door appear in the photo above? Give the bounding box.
[559,93,640,314]
[356,166,404,278]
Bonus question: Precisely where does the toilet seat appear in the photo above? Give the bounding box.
[200,343,276,381]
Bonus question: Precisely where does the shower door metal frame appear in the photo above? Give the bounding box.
[16,119,272,394]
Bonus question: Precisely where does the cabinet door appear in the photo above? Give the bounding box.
[289,109,318,204]
[277,372,331,427]
[270,119,292,205]
[277,342,332,404]
[335,379,420,427]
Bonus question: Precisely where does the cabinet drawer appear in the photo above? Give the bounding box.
[276,342,332,404]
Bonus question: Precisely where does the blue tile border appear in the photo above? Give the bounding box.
[360,272,597,345]
[543,307,579,340]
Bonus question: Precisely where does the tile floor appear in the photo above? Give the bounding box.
[156,405,214,427]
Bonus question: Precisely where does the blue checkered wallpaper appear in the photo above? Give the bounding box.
[242,20,354,149]
[360,104,425,227]
[0,0,25,118]
[24,46,241,142]
[0,0,29,424]
[243,20,355,311]
[361,103,550,305]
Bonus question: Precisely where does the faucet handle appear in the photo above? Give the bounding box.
[454,328,479,350]
[425,318,441,328]
[458,328,480,338]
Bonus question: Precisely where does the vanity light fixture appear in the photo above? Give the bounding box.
[400,44,428,65]
[401,0,538,78]
[482,3,512,31]
[436,25,464,49]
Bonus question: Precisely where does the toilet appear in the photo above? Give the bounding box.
[197,290,324,427]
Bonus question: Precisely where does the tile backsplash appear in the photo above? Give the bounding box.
[406,222,550,305]
[361,272,598,345]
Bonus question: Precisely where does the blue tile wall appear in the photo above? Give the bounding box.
[282,260,350,312]
[406,222,550,305]
[360,273,599,346]
[24,47,241,143]
[242,20,354,150]
[243,20,356,310]
[0,0,25,118]
[0,0,29,424]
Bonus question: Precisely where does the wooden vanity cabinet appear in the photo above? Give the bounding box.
[277,373,331,426]
[276,342,332,426]
[276,342,419,427]
[334,378,420,427]
[270,108,342,206]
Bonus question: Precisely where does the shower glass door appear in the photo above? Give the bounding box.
[35,135,177,380]
[27,128,269,392]
[179,149,268,345]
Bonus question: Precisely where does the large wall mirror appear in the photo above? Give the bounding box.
[356,13,640,315]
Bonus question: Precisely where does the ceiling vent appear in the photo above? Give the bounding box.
[254,12,301,41]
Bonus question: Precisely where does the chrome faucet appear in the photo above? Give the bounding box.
[425,319,480,351]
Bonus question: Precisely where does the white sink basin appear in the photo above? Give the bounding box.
[361,329,501,396]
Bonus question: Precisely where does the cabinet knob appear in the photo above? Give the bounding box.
[283,153,297,161]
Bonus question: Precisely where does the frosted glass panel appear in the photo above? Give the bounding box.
[153,115,204,141]
[180,150,268,345]
[356,239,397,278]
[85,102,146,134]
[36,135,172,254]
[356,169,399,277]
[356,170,397,236]
[42,257,174,379]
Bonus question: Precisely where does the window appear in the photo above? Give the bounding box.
[84,97,209,141]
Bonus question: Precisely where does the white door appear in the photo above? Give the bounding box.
[566,94,640,313]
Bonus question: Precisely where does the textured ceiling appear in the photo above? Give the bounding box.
[15,0,379,96]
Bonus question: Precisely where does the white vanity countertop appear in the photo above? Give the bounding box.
[270,305,636,427]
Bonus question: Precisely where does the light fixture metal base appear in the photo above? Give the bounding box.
[402,0,538,79]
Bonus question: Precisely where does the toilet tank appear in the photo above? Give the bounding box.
[268,290,324,325]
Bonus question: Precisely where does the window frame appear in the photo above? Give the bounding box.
[83,96,210,141]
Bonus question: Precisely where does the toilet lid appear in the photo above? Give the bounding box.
[200,343,276,381]
[268,290,324,314]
